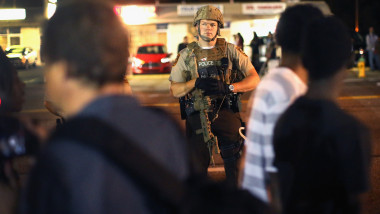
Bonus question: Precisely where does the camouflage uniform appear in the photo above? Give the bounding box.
[170,38,254,186]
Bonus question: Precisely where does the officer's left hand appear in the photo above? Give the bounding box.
[204,79,230,95]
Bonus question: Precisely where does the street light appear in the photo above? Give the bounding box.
[114,5,156,25]
[47,0,57,19]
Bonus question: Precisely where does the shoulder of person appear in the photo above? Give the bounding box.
[216,38,239,47]
[226,42,248,57]
[181,42,199,58]
[173,47,193,68]
[186,41,198,51]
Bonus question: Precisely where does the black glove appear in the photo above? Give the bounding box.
[195,78,229,95]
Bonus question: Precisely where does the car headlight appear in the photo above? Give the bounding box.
[132,57,144,67]
[160,57,171,64]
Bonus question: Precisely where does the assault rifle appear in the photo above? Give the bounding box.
[192,89,219,166]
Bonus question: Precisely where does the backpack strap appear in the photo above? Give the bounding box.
[49,117,185,206]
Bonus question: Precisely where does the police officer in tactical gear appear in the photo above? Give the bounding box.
[170,5,260,186]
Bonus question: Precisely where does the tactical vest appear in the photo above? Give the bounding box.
[182,38,243,114]
[184,38,245,85]
[185,38,226,82]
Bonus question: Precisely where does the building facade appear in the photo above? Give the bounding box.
[0,1,331,65]
[0,0,45,64]
[114,2,330,61]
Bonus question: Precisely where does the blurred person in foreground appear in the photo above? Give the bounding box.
[240,4,324,205]
[170,5,259,187]
[0,49,42,214]
[20,1,190,214]
[273,16,371,214]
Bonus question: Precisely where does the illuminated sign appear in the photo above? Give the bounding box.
[177,5,224,16]
[0,9,26,21]
[242,3,286,15]
[46,0,58,19]
[47,3,57,19]
[114,5,156,25]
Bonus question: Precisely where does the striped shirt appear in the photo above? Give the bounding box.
[241,67,307,202]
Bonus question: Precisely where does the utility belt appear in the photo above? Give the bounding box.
[179,93,241,120]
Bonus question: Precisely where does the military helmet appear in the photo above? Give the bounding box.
[193,5,224,28]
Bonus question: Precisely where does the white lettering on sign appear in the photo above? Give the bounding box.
[198,61,214,67]
[242,3,286,15]
[177,5,224,16]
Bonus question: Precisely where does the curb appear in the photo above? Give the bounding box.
[345,68,380,83]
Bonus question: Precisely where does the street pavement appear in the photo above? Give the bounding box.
[341,68,380,214]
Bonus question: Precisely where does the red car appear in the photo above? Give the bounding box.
[131,44,172,74]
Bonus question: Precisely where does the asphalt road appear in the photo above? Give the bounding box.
[18,66,380,213]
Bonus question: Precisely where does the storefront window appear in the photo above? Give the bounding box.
[0,28,7,35]
[9,27,21,34]
[0,27,21,48]
[10,37,20,46]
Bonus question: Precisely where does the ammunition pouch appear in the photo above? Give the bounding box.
[179,96,187,120]
[229,93,242,113]
[198,66,220,79]
[179,96,196,119]
[185,102,196,117]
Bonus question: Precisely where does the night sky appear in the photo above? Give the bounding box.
[325,0,380,35]
[1,0,379,36]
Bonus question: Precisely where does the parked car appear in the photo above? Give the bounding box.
[132,44,172,74]
[5,46,38,69]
